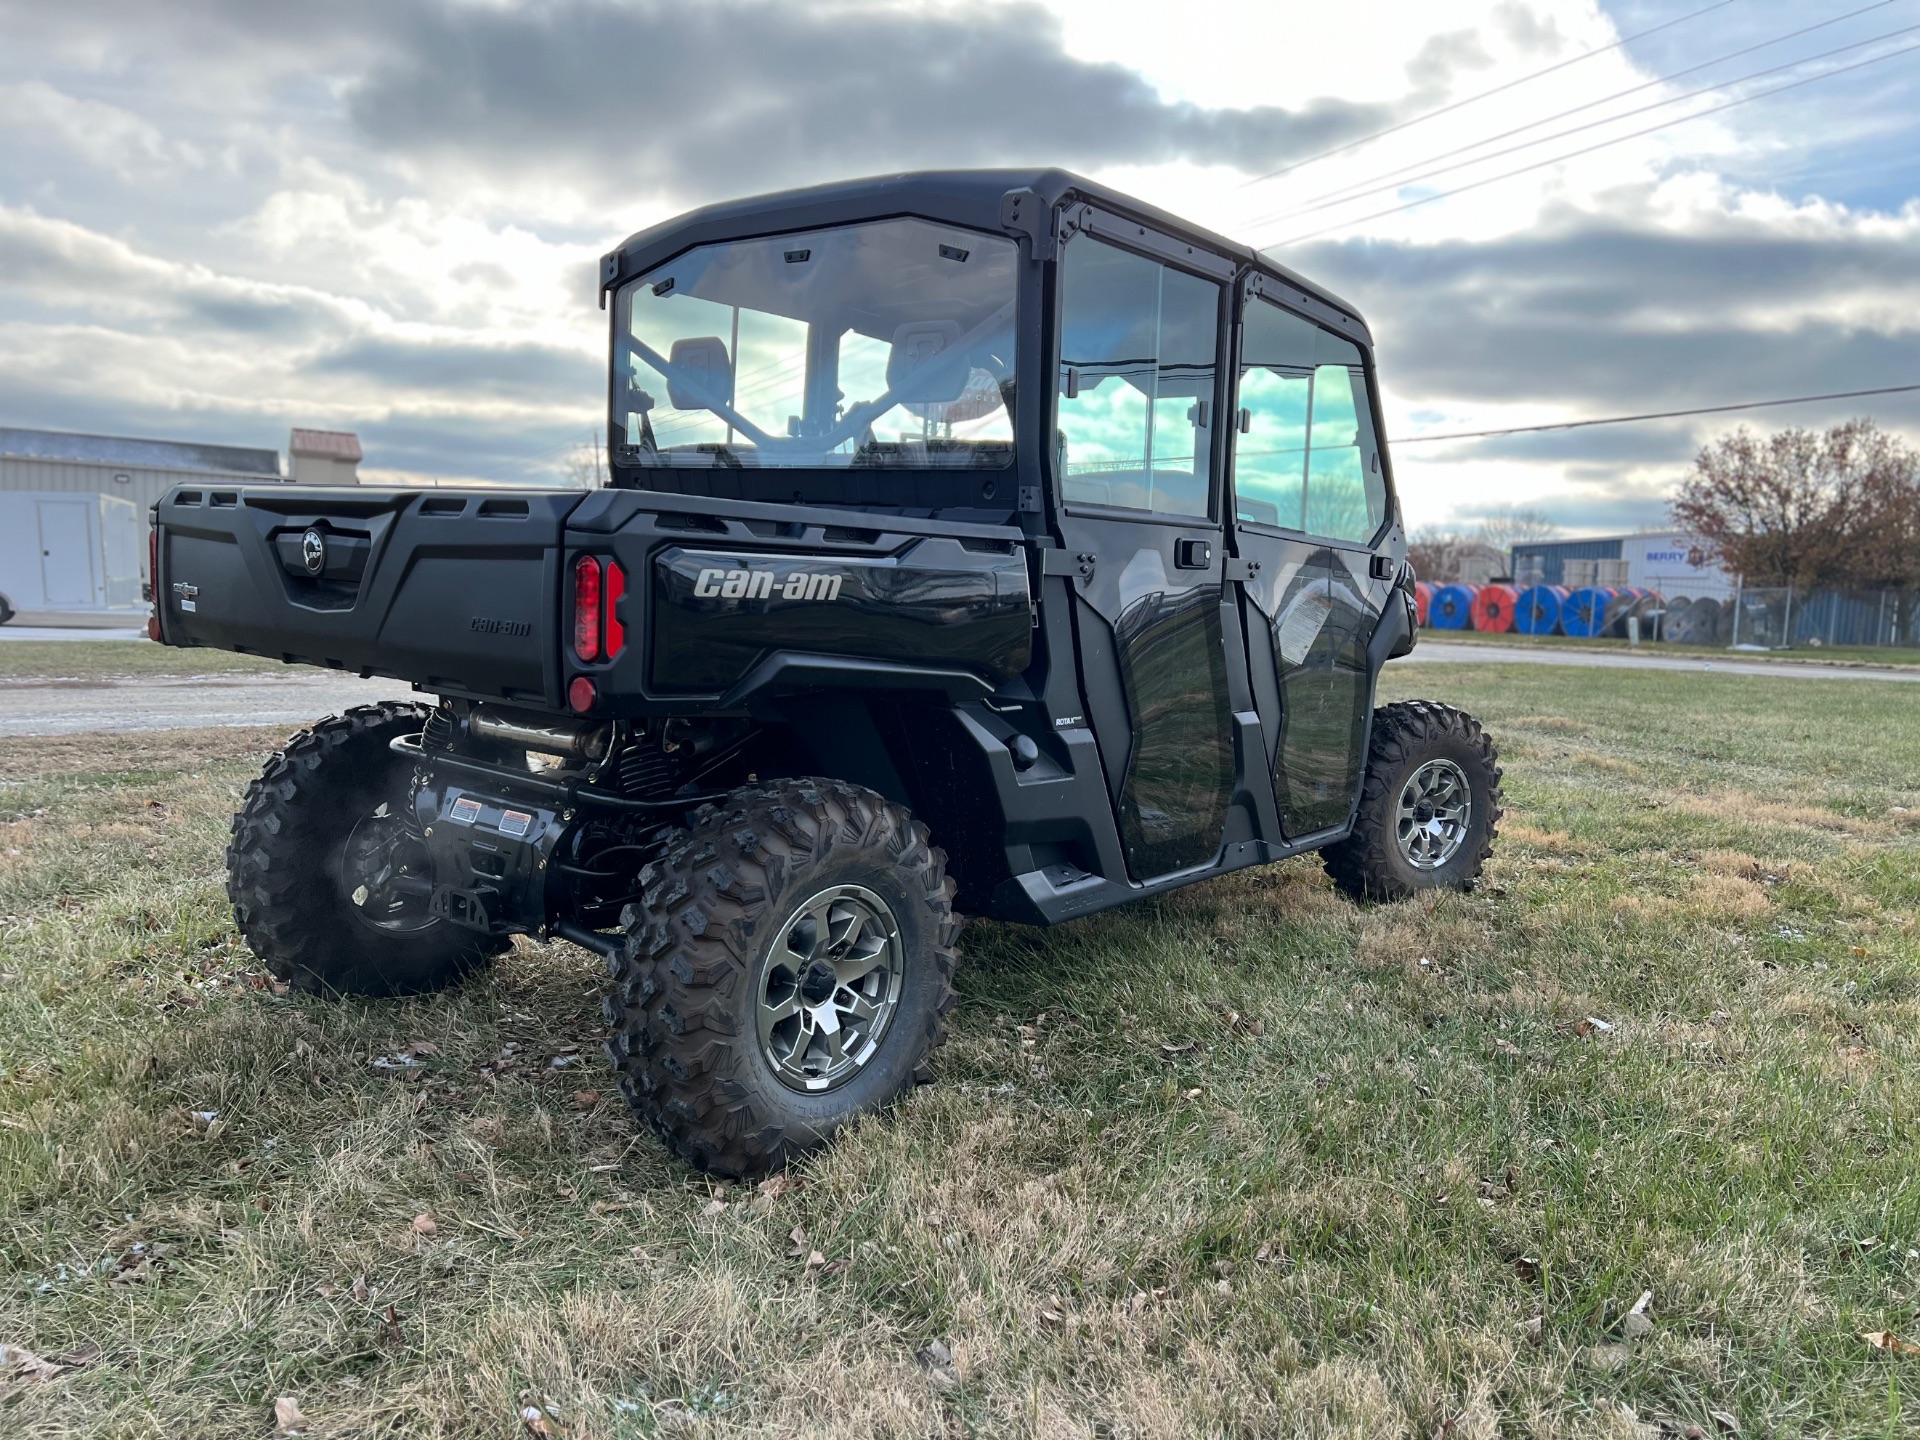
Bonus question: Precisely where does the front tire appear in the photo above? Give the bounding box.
[226,702,500,996]
[1321,700,1501,902]
[604,779,960,1178]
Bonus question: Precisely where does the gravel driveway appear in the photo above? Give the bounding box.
[0,672,420,737]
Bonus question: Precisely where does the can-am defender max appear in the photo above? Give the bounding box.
[155,170,1500,1178]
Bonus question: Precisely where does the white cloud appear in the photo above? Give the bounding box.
[0,0,1914,512]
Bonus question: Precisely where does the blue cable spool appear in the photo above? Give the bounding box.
[1514,585,1565,635]
[1562,586,1617,638]
[1429,584,1475,630]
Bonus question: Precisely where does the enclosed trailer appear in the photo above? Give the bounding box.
[0,491,145,624]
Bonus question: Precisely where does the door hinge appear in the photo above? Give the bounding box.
[1018,484,1042,512]
[1041,549,1096,581]
[1224,556,1262,583]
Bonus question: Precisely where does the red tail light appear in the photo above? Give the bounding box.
[572,554,602,662]
[147,520,163,644]
[603,559,626,657]
[571,555,627,664]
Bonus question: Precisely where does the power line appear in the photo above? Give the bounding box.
[1234,0,1738,192]
[1391,384,1920,446]
[1260,37,1920,247]
[1248,1,1908,229]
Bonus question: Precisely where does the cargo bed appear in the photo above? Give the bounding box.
[155,485,1032,716]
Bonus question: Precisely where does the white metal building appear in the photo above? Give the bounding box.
[1512,530,1735,600]
[0,491,145,623]
[0,428,285,587]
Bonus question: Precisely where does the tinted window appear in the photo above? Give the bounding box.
[1234,297,1386,542]
[1056,237,1219,518]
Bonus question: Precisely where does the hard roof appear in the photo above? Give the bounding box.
[608,168,1367,337]
[0,426,282,477]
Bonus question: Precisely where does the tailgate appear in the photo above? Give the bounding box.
[156,485,584,707]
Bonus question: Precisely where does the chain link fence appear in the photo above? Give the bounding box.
[1702,587,1920,650]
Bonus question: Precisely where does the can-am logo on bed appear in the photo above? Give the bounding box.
[693,567,843,602]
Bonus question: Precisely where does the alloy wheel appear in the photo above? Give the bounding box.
[756,884,905,1093]
[1394,758,1472,871]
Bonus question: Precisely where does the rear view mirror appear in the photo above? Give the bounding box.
[666,337,734,411]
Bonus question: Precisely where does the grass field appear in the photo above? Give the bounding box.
[1,663,1917,1437]
[1416,628,1920,670]
[0,640,287,682]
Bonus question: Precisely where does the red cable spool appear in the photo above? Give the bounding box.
[1414,581,1434,626]
[1470,583,1518,633]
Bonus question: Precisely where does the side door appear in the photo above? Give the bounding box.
[1228,285,1393,840]
[37,500,96,608]
[1052,224,1237,882]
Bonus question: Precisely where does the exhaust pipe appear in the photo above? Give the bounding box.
[469,706,611,759]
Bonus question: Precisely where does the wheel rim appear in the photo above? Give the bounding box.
[338,803,438,934]
[756,884,904,1094]
[1395,758,1472,871]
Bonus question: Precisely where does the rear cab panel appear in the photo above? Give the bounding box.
[561,489,1031,712]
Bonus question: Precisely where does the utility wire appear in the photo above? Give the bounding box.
[1261,37,1920,247]
[1391,384,1920,446]
[1234,0,1738,191]
[1249,1,1907,228]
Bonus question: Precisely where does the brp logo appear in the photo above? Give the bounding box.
[300,528,327,575]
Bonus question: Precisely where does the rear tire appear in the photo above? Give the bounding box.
[227,702,500,996]
[1321,700,1501,902]
[604,779,960,1178]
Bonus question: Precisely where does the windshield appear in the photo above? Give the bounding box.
[615,218,1017,470]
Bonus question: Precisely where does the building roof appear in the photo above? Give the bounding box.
[0,426,282,477]
[289,428,363,461]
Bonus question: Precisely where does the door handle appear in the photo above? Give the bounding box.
[1174,538,1211,570]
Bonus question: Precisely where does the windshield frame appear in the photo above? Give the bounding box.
[607,214,1023,506]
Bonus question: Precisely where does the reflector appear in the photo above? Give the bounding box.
[604,560,626,658]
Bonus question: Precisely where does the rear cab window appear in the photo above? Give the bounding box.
[614,218,1017,473]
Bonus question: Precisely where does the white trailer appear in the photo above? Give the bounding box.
[0,491,145,625]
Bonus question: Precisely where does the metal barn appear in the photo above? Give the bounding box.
[0,428,285,590]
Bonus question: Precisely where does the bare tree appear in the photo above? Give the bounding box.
[1407,526,1508,585]
[1670,419,1919,589]
[1406,525,1464,584]
[1473,506,1558,555]
[561,430,608,488]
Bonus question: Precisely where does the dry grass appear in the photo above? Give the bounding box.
[0,663,1917,1436]
[0,640,286,683]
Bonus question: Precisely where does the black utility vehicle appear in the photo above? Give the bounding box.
[155,170,1500,1177]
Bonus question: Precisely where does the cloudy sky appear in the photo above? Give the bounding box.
[2,0,1917,533]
